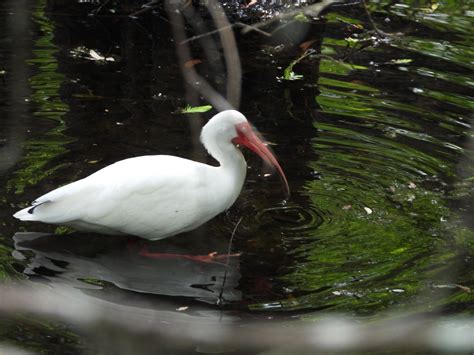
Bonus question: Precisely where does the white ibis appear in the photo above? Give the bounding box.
[14,110,289,240]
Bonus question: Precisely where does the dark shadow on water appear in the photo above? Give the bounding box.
[13,230,241,307]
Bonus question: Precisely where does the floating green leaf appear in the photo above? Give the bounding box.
[181,105,213,114]
[282,50,313,81]
[389,58,413,65]
[283,70,304,81]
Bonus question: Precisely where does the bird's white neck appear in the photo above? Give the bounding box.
[202,133,246,170]
[201,126,247,197]
[199,112,251,206]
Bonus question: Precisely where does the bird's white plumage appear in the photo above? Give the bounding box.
[14,110,251,240]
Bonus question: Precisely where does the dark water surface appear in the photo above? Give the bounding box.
[1,0,473,352]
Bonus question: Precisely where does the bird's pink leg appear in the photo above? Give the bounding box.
[138,246,240,265]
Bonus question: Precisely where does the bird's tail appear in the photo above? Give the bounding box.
[13,201,49,221]
[13,207,36,221]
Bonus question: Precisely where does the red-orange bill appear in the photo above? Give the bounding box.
[233,122,290,198]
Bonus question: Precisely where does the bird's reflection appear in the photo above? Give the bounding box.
[13,231,241,306]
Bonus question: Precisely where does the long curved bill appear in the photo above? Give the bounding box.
[233,122,290,198]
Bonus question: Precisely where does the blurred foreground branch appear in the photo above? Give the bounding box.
[1,285,474,353]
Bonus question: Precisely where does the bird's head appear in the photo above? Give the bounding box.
[202,110,290,197]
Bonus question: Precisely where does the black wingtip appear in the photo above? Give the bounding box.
[27,201,48,214]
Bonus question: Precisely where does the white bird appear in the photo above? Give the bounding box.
[14,110,289,240]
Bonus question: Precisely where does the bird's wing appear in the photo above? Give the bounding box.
[80,156,212,237]
[14,156,211,233]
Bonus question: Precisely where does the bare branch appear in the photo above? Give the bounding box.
[202,0,242,109]
[181,23,271,45]
[165,1,233,111]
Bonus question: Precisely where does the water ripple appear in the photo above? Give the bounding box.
[256,203,324,233]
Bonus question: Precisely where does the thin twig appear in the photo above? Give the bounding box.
[236,22,272,37]
[362,0,400,37]
[181,24,234,45]
[128,0,161,18]
[90,0,114,16]
[181,22,271,45]
[217,216,243,306]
